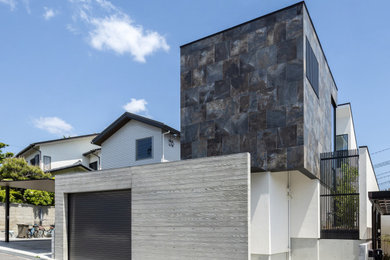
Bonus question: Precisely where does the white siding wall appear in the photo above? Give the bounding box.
[101,121,163,169]
[40,137,99,170]
[162,133,180,162]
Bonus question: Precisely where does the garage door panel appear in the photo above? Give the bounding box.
[68,190,131,260]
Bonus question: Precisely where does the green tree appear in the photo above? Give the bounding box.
[0,157,54,205]
[334,163,359,229]
[0,157,51,181]
[0,142,13,164]
[23,189,54,206]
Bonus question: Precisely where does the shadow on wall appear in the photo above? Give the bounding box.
[33,207,49,224]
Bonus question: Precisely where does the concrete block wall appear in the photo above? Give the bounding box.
[55,153,250,260]
[0,203,55,235]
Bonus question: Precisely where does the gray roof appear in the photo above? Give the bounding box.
[92,112,180,146]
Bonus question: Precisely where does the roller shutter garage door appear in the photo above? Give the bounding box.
[68,190,131,260]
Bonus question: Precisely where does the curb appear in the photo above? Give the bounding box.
[0,246,53,259]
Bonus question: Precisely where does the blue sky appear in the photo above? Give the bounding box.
[1,0,390,183]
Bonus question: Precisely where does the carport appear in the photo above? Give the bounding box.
[0,179,55,242]
[369,191,390,260]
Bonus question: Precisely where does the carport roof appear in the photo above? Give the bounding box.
[369,191,390,215]
[0,179,55,192]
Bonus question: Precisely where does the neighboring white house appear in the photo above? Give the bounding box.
[92,112,180,170]
[15,134,101,174]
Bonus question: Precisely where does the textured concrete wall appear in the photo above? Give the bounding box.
[303,7,338,177]
[180,3,305,173]
[55,153,250,260]
[0,203,55,236]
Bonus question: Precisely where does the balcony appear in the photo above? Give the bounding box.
[320,149,359,239]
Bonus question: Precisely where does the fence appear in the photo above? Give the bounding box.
[320,149,360,239]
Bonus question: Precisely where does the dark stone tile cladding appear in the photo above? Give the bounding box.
[180,4,305,172]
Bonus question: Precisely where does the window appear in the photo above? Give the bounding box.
[30,154,40,166]
[43,156,51,171]
[136,137,153,160]
[306,38,319,97]
[89,161,98,170]
[336,134,348,151]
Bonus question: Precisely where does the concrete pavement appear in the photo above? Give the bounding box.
[0,239,52,259]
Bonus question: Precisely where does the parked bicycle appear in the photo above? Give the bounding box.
[27,224,45,238]
[44,225,55,238]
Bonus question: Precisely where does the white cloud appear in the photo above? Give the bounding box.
[33,117,74,136]
[69,0,169,63]
[43,7,56,20]
[123,98,148,114]
[0,0,16,10]
[89,16,169,62]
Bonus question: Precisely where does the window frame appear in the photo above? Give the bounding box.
[135,136,153,161]
[89,161,98,171]
[336,134,349,151]
[43,156,51,171]
[306,37,319,98]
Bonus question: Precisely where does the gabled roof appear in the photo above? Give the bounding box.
[46,162,92,174]
[92,112,180,146]
[82,148,102,157]
[15,133,99,158]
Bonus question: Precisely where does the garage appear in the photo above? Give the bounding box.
[68,189,131,260]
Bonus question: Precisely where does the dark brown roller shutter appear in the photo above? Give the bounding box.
[68,190,131,260]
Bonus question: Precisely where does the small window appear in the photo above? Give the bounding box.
[30,154,40,166]
[89,161,98,171]
[136,137,153,160]
[306,38,319,97]
[43,156,51,171]
[336,134,348,151]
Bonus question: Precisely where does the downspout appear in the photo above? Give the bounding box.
[92,152,101,170]
[287,171,292,260]
[32,146,42,169]
[162,131,170,162]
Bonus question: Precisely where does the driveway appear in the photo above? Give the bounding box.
[0,239,52,259]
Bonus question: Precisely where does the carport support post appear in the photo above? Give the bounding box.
[5,185,10,242]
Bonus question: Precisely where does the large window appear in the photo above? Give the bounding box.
[306,38,319,97]
[43,156,51,171]
[30,154,40,166]
[336,134,348,151]
[89,161,98,170]
[136,137,153,160]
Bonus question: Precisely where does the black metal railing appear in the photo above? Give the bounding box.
[320,149,359,239]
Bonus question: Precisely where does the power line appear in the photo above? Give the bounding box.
[377,170,390,177]
[374,160,390,169]
[372,147,390,155]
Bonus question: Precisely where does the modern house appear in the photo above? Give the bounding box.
[91,112,180,170]
[54,2,378,260]
[15,134,101,174]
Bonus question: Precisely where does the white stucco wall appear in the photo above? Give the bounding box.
[251,172,271,254]
[290,171,320,238]
[336,104,357,150]
[251,171,288,256]
[359,146,379,239]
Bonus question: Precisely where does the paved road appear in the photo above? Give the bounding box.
[0,252,31,259]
